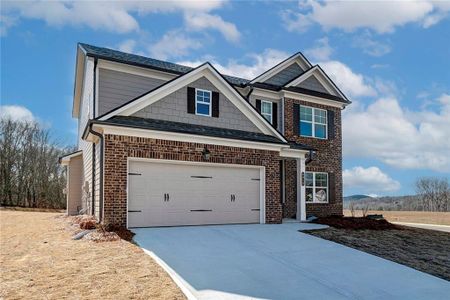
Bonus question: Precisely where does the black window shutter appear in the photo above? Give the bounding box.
[256,99,261,112]
[212,91,219,118]
[187,87,195,114]
[293,103,300,136]
[272,102,278,128]
[328,173,335,203]
[327,110,335,140]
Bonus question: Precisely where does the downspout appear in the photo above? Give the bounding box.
[89,127,104,222]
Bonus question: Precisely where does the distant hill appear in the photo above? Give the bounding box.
[343,195,422,211]
[344,195,374,201]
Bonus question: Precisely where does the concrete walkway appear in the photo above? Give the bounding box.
[393,222,450,233]
[133,223,450,300]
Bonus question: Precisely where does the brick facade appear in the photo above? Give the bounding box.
[283,98,343,217]
[103,134,282,227]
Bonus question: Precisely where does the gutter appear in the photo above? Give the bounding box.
[89,126,104,222]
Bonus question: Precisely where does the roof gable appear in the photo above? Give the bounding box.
[249,53,311,84]
[98,63,287,142]
[285,66,348,100]
[264,63,304,86]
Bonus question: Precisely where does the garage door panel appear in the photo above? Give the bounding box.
[128,161,262,227]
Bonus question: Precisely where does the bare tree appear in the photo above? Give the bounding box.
[415,177,450,212]
[0,118,74,209]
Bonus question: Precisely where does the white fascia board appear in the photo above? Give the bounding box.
[60,151,82,165]
[285,67,346,100]
[99,63,286,142]
[94,123,288,152]
[251,88,280,101]
[97,60,177,81]
[72,48,87,118]
[282,90,347,109]
[280,148,308,158]
[250,54,310,84]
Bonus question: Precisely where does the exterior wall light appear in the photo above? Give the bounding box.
[202,146,211,160]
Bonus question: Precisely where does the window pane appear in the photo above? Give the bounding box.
[314,109,327,124]
[306,188,314,202]
[315,188,327,202]
[300,106,312,121]
[203,92,210,102]
[300,121,312,136]
[315,173,328,187]
[261,102,272,114]
[262,113,272,123]
[315,124,327,139]
[196,103,210,115]
[305,172,313,186]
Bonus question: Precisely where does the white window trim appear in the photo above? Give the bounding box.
[261,100,273,124]
[305,172,329,204]
[195,88,212,117]
[299,105,328,139]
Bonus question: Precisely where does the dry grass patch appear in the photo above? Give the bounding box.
[0,210,186,300]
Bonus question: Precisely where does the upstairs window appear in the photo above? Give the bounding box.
[195,89,211,116]
[305,172,328,203]
[261,101,273,123]
[299,106,327,139]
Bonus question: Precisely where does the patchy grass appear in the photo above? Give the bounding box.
[0,210,185,299]
[344,210,450,226]
[0,206,65,213]
[304,217,450,281]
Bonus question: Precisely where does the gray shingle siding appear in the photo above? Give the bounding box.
[98,68,165,116]
[296,75,329,94]
[132,76,261,133]
[264,63,304,86]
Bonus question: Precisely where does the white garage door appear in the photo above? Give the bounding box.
[128,160,262,227]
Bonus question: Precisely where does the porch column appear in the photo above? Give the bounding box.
[296,157,306,221]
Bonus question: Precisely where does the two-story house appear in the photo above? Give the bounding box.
[60,43,350,228]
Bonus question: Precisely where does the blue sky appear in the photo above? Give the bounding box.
[1,0,449,196]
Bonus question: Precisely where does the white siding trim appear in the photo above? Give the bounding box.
[97,60,176,81]
[93,124,289,152]
[282,90,346,108]
[250,54,311,84]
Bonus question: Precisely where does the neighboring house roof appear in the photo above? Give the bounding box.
[59,150,82,165]
[79,43,249,86]
[90,116,290,145]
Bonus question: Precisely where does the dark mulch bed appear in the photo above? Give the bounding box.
[106,225,136,242]
[304,217,450,281]
[311,215,401,230]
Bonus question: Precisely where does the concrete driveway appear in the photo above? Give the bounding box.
[133,223,450,300]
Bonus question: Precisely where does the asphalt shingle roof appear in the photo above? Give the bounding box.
[79,43,249,86]
[94,116,289,145]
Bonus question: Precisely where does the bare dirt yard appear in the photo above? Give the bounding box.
[344,209,450,225]
[0,210,185,300]
[304,217,450,281]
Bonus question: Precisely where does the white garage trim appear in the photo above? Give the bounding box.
[126,158,266,228]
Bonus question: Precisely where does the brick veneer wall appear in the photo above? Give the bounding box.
[283,98,343,217]
[103,134,282,227]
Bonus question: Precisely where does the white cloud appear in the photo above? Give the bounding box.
[149,30,202,60]
[282,0,450,34]
[319,60,377,98]
[353,33,391,57]
[0,105,35,122]
[184,12,241,43]
[1,0,227,34]
[117,39,137,53]
[343,166,401,193]
[343,94,450,172]
[304,37,333,61]
[178,48,290,79]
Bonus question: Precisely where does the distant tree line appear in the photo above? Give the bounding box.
[344,177,450,212]
[0,118,74,209]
